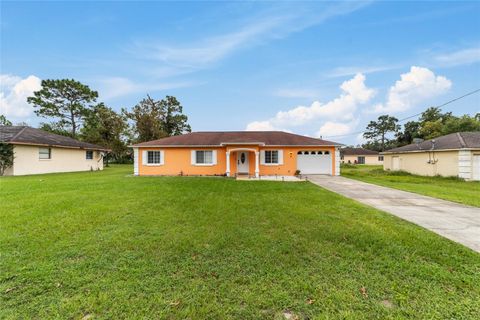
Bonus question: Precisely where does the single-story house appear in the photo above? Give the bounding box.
[382,132,480,181]
[131,131,342,177]
[0,126,109,176]
[340,147,383,165]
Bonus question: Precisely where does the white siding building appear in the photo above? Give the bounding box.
[382,132,480,181]
[1,126,109,176]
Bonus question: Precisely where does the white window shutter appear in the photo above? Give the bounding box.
[160,150,165,165]
[142,150,148,165]
[212,150,217,165]
[260,150,265,165]
[133,148,139,175]
[191,150,196,165]
[278,150,284,165]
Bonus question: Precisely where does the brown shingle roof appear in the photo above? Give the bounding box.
[0,126,109,151]
[340,147,379,156]
[131,131,342,147]
[383,132,480,153]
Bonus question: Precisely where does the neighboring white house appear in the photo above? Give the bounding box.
[382,132,480,181]
[0,126,109,176]
[340,147,383,165]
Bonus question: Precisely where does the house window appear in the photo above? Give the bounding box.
[39,147,51,159]
[265,150,279,164]
[378,156,384,161]
[195,150,213,164]
[86,150,93,160]
[357,156,365,164]
[147,151,161,164]
[324,151,330,155]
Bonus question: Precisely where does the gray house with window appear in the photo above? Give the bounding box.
[0,126,109,176]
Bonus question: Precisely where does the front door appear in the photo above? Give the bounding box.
[237,151,249,174]
[392,156,400,170]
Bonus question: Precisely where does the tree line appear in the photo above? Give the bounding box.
[1,79,192,164]
[362,107,480,151]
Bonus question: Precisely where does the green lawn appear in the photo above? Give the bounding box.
[341,164,480,207]
[1,165,479,319]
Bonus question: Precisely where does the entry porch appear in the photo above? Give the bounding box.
[225,145,260,178]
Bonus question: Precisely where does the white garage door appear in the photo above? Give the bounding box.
[297,150,332,174]
[473,155,480,181]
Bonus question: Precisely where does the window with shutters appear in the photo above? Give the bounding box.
[195,150,213,164]
[264,150,279,164]
[147,151,161,164]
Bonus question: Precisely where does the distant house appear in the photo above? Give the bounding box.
[382,132,480,181]
[130,131,342,177]
[0,126,109,176]
[340,147,383,165]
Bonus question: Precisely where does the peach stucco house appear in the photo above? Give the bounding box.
[131,131,342,177]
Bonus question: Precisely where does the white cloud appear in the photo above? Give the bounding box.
[132,1,370,72]
[0,74,41,119]
[434,47,480,67]
[96,77,196,100]
[317,121,352,137]
[355,132,367,145]
[142,16,289,69]
[0,74,22,89]
[245,120,277,131]
[371,66,451,113]
[246,73,375,132]
[327,65,399,78]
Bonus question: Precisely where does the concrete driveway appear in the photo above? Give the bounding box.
[306,175,480,253]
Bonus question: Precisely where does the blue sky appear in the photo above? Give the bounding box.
[1,1,479,144]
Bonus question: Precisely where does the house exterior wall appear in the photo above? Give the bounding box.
[341,155,383,165]
[383,150,459,177]
[135,145,337,176]
[11,145,104,176]
[138,147,227,176]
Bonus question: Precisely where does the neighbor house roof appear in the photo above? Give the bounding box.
[383,132,480,154]
[340,147,378,156]
[131,131,342,147]
[0,126,110,151]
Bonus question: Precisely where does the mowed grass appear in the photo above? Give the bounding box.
[1,165,479,319]
[341,165,480,207]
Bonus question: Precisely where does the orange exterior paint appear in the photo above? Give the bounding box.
[137,145,337,176]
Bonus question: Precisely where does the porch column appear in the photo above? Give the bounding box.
[226,151,231,176]
[255,151,260,178]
